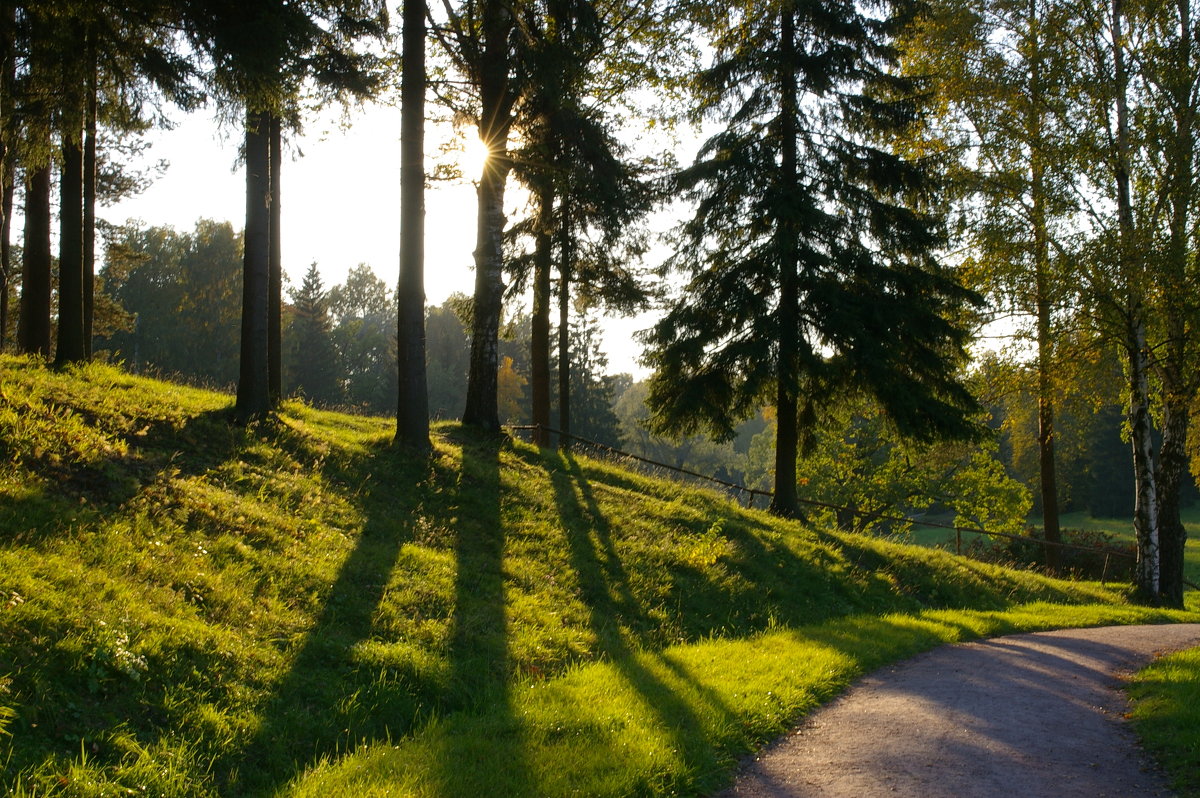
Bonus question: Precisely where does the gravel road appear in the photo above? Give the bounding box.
[715,624,1200,798]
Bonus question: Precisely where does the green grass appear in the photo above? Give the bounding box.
[0,354,1197,797]
[1128,644,1200,797]
[910,508,1200,585]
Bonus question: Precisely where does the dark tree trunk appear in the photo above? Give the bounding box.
[236,110,272,421]
[55,134,86,365]
[17,162,52,357]
[557,198,572,450]
[83,37,96,358]
[268,113,283,406]
[0,153,11,350]
[530,183,554,448]
[396,0,430,450]
[0,0,10,350]
[462,0,513,432]
[1,14,13,351]
[770,4,800,519]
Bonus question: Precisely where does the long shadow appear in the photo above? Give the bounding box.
[545,449,738,793]
[432,428,535,795]
[225,439,437,796]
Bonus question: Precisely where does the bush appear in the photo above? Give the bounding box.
[965,527,1135,582]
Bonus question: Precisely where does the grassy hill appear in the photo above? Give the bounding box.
[1,355,1196,797]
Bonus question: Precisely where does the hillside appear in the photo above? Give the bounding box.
[1,355,1195,797]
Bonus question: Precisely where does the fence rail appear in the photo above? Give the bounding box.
[503,424,1200,589]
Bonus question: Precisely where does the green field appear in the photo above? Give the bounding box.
[1,355,1197,797]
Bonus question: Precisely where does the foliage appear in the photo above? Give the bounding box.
[1,355,1175,796]
[744,396,1030,536]
[963,528,1136,582]
[98,219,242,386]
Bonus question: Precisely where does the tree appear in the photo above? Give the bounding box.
[903,0,1084,568]
[1064,0,1200,605]
[182,0,386,420]
[288,262,343,406]
[426,295,471,420]
[552,311,620,446]
[504,0,663,447]
[329,263,397,412]
[99,220,243,384]
[645,0,981,518]
[396,0,429,449]
[431,0,521,431]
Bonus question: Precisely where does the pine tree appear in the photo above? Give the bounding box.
[289,263,343,407]
[645,0,981,518]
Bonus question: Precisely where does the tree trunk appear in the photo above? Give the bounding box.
[0,0,11,348]
[396,0,430,450]
[1027,7,1061,570]
[55,134,86,365]
[1152,0,1196,609]
[530,183,554,448]
[268,114,282,406]
[462,0,512,432]
[1113,0,1160,601]
[18,162,52,357]
[236,110,272,421]
[1128,320,1160,600]
[0,152,11,350]
[83,35,96,359]
[1156,397,1188,607]
[557,199,572,451]
[770,3,801,519]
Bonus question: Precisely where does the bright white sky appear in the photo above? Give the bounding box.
[105,101,662,378]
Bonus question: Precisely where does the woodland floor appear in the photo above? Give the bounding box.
[715,624,1200,798]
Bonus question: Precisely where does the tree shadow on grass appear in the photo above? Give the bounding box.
[420,427,535,796]
[544,449,739,793]
[224,438,446,796]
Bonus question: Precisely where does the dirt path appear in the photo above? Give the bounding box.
[715,624,1200,798]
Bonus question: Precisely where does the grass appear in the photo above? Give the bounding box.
[1128,644,1200,797]
[909,508,1200,585]
[0,353,1197,797]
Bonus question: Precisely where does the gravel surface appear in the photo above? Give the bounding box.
[715,624,1200,798]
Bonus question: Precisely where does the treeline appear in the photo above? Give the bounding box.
[2,0,1199,607]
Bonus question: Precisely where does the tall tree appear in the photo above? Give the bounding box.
[237,109,272,419]
[269,114,283,405]
[184,0,385,420]
[396,0,430,449]
[434,0,521,431]
[1063,0,1200,604]
[645,0,981,518]
[902,0,1080,569]
[505,0,660,447]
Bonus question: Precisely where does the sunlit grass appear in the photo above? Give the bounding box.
[1128,644,1200,797]
[0,354,1196,796]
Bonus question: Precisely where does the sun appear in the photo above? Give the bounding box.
[458,134,491,180]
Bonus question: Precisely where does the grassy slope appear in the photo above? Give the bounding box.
[0,355,1196,797]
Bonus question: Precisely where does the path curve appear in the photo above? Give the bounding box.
[716,624,1200,798]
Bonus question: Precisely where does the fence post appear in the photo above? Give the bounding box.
[956,527,962,556]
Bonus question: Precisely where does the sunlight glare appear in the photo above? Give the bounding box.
[460,135,491,180]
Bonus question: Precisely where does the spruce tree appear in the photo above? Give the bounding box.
[645,0,981,518]
[289,262,343,407]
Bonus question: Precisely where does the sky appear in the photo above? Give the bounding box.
[104,101,663,378]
